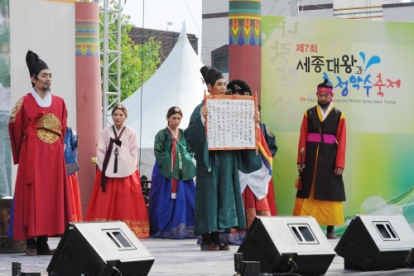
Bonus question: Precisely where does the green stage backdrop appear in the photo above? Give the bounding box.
[261,16,414,234]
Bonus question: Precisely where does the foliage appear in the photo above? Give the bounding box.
[99,1,161,102]
[0,0,8,14]
[0,25,10,87]
[0,58,10,87]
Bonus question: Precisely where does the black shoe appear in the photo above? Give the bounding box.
[326,233,338,239]
[200,242,219,251]
[37,248,55,255]
[25,247,37,256]
[218,243,230,251]
[25,241,37,256]
[36,236,55,255]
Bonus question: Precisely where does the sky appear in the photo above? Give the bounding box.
[122,0,202,37]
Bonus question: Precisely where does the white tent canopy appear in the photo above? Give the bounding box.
[122,24,205,179]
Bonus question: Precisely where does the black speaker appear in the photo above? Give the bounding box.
[47,222,154,276]
[237,216,335,276]
[335,214,414,271]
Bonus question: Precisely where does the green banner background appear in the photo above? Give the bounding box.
[261,16,414,233]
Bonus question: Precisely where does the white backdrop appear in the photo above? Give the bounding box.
[123,29,205,179]
[10,0,76,187]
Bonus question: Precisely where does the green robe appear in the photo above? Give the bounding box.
[154,128,196,180]
[184,102,262,235]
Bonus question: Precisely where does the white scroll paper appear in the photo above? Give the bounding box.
[205,94,257,150]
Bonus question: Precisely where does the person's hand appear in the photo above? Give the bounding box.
[201,105,208,117]
[334,167,344,176]
[297,163,305,173]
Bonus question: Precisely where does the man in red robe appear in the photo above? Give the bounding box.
[8,50,72,255]
[293,79,347,239]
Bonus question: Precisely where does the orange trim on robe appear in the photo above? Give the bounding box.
[335,113,346,169]
[293,148,344,226]
[297,112,309,164]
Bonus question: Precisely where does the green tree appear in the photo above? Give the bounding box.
[99,1,161,101]
[0,0,9,16]
[0,25,10,87]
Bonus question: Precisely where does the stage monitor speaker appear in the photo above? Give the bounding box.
[237,216,335,276]
[335,214,414,271]
[47,222,154,276]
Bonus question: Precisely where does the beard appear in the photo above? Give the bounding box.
[318,100,330,108]
[41,87,50,93]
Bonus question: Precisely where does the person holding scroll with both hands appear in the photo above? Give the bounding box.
[184,66,262,251]
[293,79,347,239]
[219,79,278,245]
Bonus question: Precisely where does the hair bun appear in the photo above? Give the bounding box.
[227,79,252,95]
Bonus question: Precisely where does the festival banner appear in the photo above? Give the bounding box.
[0,0,11,197]
[261,16,414,234]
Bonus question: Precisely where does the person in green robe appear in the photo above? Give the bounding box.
[149,106,197,239]
[184,66,262,251]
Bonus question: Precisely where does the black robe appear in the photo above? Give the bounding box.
[296,106,346,201]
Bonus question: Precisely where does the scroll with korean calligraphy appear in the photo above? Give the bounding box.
[205,93,257,150]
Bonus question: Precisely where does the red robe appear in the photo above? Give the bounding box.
[8,93,72,240]
[242,127,278,228]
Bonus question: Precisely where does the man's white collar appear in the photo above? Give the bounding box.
[31,88,52,107]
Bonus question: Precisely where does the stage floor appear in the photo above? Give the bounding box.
[0,237,413,275]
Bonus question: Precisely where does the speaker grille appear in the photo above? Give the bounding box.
[288,224,319,244]
[373,222,399,241]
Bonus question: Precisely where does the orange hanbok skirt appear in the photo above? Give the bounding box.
[68,173,83,222]
[85,169,149,238]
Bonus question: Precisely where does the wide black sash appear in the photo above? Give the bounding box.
[100,126,125,192]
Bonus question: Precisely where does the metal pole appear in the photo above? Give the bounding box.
[116,0,122,107]
[99,0,122,127]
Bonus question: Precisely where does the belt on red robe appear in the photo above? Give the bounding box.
[307,133,336,144]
